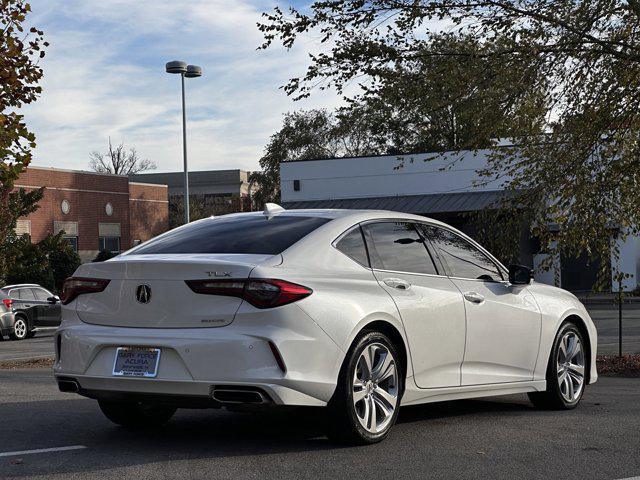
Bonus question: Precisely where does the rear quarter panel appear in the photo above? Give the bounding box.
[253,217,413,378]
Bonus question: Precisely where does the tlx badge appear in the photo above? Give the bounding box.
[206,271,232,277]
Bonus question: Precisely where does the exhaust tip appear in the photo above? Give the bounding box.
[211,387,269,404]
[58,379,80,393]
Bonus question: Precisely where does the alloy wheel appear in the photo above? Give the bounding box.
[352,342,398,434]
[556,331,585,403]
[14,319,27,339]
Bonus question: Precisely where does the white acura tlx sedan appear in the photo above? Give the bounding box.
[54,206,597,444]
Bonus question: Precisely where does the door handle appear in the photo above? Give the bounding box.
[463,292,485,304]
[383,278,411,290]
[24,304,32,308]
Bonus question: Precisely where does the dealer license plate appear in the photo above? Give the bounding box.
[112,347,161,378]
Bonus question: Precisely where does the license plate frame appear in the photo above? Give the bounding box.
[112,347,161,378]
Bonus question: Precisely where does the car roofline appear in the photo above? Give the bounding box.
[1,284,42,290]
[217,208,447,224]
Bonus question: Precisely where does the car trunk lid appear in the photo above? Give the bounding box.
[74,254,277,328]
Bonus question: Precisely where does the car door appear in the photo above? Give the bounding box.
[10,288,38,326]
[423,225,541,385]
[362,221,466,389]
[31,288,60,326]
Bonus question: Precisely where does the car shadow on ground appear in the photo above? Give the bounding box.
[1,395,538,478]
[398,397,534,425]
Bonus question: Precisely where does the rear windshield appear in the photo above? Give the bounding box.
[132,215,331,255]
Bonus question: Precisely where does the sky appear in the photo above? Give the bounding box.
[22,0,343,173]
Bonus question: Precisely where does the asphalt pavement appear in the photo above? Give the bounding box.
[0,331,55,361]
[0,369,638,479]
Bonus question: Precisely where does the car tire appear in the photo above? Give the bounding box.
[528,322,587,410]
[98,400,177,428]
[327,330,403,445]
[10,316,29,341]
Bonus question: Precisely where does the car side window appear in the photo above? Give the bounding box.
[8,289,20,300]
[422,225,503,281]
[362,222,438,275]
[19,288,36,301]
[335,226,369,267]
[32,288,50,301]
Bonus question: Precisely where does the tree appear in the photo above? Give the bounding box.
[4,232,81,292]
[0,0,47,281]
[89,138,156,175]
[168,194,251,228]
[4,233,54,290]
[259,1,640,282]
[39,232,81,292]
[250,109,382,207]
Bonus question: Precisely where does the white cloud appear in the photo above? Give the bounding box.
[23,0,345,173]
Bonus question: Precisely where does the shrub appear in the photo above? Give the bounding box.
[4,234,55,291]
[93,250,117,262]
[3,232,81,293]
[39,233,82,292]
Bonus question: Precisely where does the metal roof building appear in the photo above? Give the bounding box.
[283,190,507,215]
[280,151,639,293]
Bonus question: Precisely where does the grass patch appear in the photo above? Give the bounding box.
[0,356,54,370]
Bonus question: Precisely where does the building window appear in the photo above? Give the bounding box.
[64,236,78,252]
[105,202,113,216]
[61,199,70,214]
[99,236,121,253]
[293,179,301,191]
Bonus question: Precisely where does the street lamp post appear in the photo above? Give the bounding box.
[166,60,202,225]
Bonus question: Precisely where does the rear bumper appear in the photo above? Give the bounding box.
[0,312,15,336]
[54,305,345,407]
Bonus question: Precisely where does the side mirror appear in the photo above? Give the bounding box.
[508,264,533,285]
[47,296,59,304]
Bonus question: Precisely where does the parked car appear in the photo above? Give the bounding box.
[53,207,597,444]
[0,284,61,340]
[0,290,16,340]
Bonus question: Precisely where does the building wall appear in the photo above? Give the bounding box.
[130,169,251,198]
[15,167,168,262]
[129,182,169,245]
[281,151,502,203]
[612,230,640,292]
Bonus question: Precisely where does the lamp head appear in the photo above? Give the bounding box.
[166,60,187,74]
[185,65,202,78]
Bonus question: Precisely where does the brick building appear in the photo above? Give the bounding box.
[15,167,169,262]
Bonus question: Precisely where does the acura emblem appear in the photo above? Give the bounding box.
[135,284,151,304]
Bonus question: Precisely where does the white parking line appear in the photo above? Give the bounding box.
[0,445,87,457]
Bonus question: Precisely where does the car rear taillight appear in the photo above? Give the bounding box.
[61,277,111,305]
[185,279,312,309]
[2,298,12,310]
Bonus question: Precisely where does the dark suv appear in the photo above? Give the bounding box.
[0,284,61,340]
